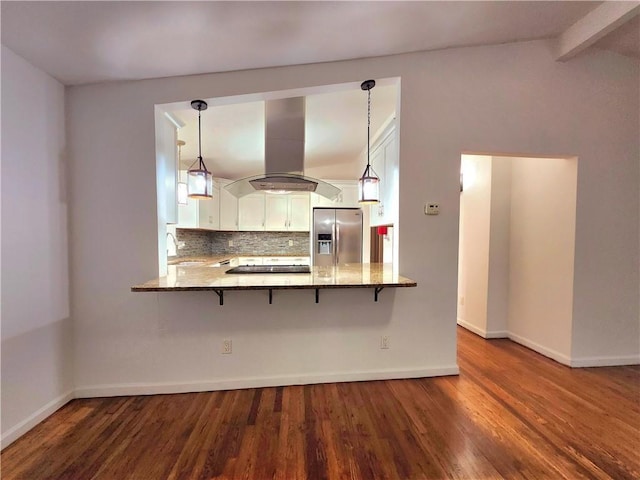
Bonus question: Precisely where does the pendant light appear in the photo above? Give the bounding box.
[358,79,380,204]
[187,99,213,199]
[176,140,188,205]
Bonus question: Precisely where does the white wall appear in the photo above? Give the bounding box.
[1,46,73,447]
[458,155,512,338]
[486,157,512,336]
[457,155,492,334]
[508,157,577,364]
[65,40,638,398]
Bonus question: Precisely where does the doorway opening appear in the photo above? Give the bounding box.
[457,153,578,365]
[370,225,394,263]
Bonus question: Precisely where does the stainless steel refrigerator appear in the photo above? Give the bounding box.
[312,208,363,266]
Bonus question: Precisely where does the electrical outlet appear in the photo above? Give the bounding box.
[222,339,232,354]
[425,203,440,215]
[228,240,234,247]
[380,336,390,349]
[177,241,186,250]
[288,240,294,246]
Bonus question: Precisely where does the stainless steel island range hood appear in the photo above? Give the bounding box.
[225,97,340,199]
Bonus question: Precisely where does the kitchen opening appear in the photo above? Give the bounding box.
[154,80,401,276]
[457,153,578,361]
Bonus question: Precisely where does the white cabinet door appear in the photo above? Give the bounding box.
[238,193,266,231]
[311,181,359,208]
[368,125,398,227]
[382,136,398,226]
[265,195,289,231]
[369,145,386,226]
[198,183,219,230]
[218,179,238,231]
[338,184,359,208]
[288,194,310,231]
[237,257,263,265]
[263,256,310,265]
[176,182,218,230]
[156,111,178,224]
[177,198,198,228]
[310,192,333,208]
[265,194,310,231]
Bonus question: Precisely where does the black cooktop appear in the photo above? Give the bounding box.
[225,265,311,274]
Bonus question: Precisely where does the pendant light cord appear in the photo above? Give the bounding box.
[198,109,203,168]
[366,87,371,170]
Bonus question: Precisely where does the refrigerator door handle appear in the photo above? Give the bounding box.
[336,223,340,265]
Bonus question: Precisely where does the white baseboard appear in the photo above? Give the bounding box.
[1,390,74,450]
[457,319,508,339]
[507,332,572,366]
[571,355,640,368]
[74,366,460,398]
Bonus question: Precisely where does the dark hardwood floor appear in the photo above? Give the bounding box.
[2,327,639,479]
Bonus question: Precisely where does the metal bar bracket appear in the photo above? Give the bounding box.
[374,287,384,302]
[214,290,224,306]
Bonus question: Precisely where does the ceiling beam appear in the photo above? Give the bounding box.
[555,1,640,61]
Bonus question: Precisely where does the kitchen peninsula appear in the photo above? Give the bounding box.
[132,257,417,304]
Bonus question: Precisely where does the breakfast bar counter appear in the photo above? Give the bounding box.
[132,263,417,304]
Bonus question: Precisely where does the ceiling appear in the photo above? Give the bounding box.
[2,1,637,180]
[4,1,637,87]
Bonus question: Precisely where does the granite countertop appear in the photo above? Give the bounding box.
[132,263,417,292]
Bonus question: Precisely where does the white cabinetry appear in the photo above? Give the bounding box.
[310,180,359,209]
[176,177,219,230]
[369,124,398,227]
[238,193,266,231]
[233,256,310,266]
[263,256,310,265]
[265,195,288,230]
[217,178,239,231]
[177,180,312,232]
[157,110,178,225]
[236,256,263,266]
[289,195,310,230]
[265,194,310,231]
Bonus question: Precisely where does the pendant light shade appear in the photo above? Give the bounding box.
[188,100,213,199]
[358,79,380,204]
[176,140,188,205]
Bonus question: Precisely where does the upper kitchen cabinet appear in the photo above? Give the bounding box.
[238,192,266,231]
[369,122,398,227]
[310,180,359,209]
[155,110,178,225]
[176,175,220,230]
[265,193,310,231]
[217,178,239,231]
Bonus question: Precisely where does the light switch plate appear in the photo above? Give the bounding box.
[425,203,440,215]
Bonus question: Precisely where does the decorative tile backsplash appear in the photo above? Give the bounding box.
[175,229,310,257]
[211,231,310,255]
[174,229,211,257]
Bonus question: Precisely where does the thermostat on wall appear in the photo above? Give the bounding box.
[425,203,440,215]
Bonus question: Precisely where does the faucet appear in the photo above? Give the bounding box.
[167,232,179,254]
